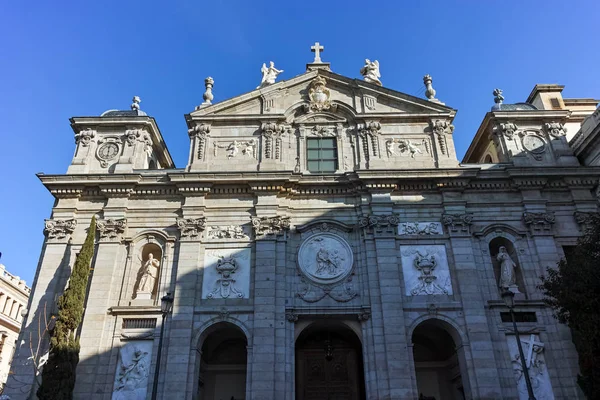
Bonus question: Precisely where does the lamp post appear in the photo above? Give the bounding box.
[501,289,536,400]
[151,292,174,400]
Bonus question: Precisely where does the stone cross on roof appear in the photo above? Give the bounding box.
[311,42,324,63]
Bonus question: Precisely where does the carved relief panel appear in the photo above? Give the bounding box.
[202,248,251,299]
[112,341,153,400]
[506,334,555,400]
[400,245,453,296]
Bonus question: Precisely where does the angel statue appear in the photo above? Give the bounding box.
[136,253,160,296]
[258,61,284,88]
[360,59,382,86]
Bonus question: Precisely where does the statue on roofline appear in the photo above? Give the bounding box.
[360,59,382,86]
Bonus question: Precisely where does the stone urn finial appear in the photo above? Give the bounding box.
[423,74,437,101]
[202,77,214,106]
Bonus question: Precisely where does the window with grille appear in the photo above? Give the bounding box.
[306,138,338,173]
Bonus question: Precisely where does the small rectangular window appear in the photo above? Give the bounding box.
[306,138,338,173]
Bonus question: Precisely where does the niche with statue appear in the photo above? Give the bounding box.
[133,243,162,300]
[489,237,526,298]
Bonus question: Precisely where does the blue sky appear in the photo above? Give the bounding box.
[1,1,599,285]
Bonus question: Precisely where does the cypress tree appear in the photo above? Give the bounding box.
[37,216,96,400]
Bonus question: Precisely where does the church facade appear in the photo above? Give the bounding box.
[6,47,600,400]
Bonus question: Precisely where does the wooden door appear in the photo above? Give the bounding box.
[296,343,362,400]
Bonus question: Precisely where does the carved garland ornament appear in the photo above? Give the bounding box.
[207,225,249,239]
[176,217,206,239]
[44,219,77,240]
[125,129,152,148]
[261,122,285,159]
[358,121,381,158]
[188,123,211,160]
[431,120,454,155]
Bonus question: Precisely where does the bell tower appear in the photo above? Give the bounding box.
[67,97,174,174]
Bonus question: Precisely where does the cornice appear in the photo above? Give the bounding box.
[37,165,600,200]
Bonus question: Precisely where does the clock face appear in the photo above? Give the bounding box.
[98,142,119,160]
[521,135,545,154]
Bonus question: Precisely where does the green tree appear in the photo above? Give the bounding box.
[539,216,600,399]
[37,217,96,400]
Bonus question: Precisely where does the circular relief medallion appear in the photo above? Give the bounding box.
[521,134,545,154]
[97,142,120,161]
[298,233,353,285]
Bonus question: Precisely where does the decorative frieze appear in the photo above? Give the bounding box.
[442,213,473,234]
[44,219,77,241]
[400,245,453,296]
[544,121,567,138]
[398,222,442,236]
[214,140,257,159]
[97,218,127,241]
[523,212,555,232]
[207,225,249,240]
[188,123,211,160]
[251,216,290,237]
[574,211,600,232]
[176,217,206,240]
[74,128,96,146]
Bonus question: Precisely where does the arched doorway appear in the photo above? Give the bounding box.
[412,319,467,400]
[295,322,366,400]
[197,322,247,400]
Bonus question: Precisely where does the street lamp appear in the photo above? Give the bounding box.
[151,292,174,400]
[501,289,536,400]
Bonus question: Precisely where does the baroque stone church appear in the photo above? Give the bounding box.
[6,44,600,400]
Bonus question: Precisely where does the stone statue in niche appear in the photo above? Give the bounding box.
[497,246,518,290]
[135,253,160,298]
[112,343,151,400]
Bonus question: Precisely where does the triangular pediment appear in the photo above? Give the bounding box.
[188,69,455,122]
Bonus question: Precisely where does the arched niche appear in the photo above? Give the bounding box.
[295,320,366,400]
[489,237,526,296]
[132,242,162,300]
[411,318,470,400]
[193,321,248,400]
[128,231,171,302]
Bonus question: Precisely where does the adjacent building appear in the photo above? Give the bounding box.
[4,46,600,400]
[0,264,30,390]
